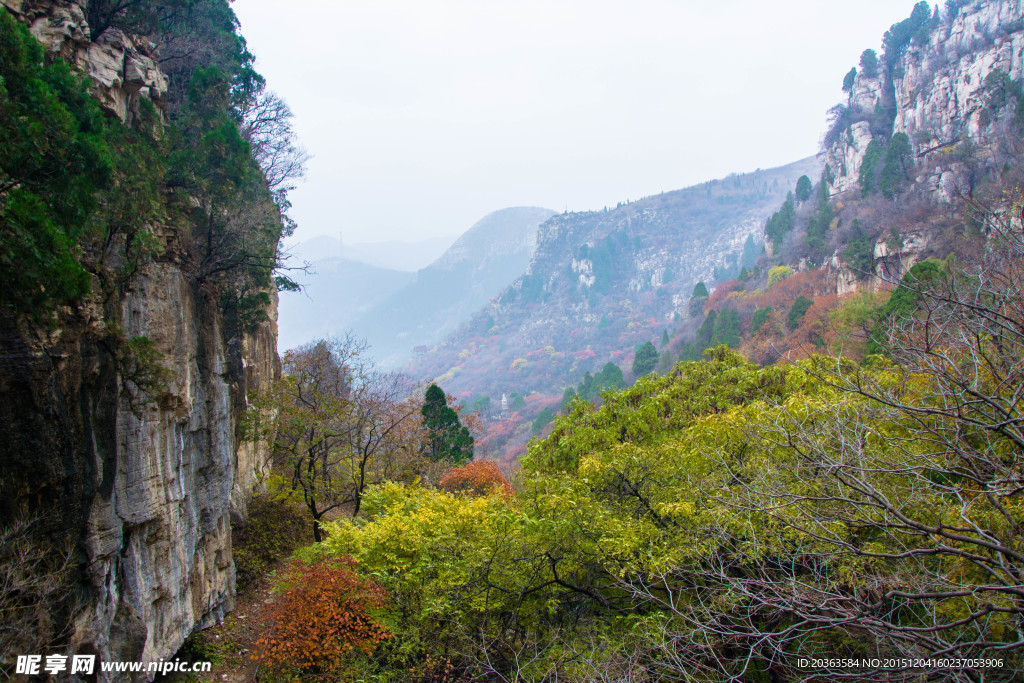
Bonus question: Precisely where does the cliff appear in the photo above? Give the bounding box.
[826,0,1024,200]
[0,0,280,676]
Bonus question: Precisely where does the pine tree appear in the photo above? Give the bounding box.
[632,341,659,378]
[421,384,473,463]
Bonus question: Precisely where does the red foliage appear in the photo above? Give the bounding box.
[438,460,514,497]
[255,557,390,675]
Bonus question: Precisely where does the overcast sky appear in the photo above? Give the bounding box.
[233,0,917,246]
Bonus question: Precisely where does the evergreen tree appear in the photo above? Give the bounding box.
[421,384,473,463]
[740,234,760,268]
[632,341,659,378]
[795,175,813,202]
[860,49,879,78]
[694,309,718,358]
[765,193,796,250]
[689,281,709,317]
[842,67,858,93]
[751,307,771,335]
[597,362,624,390]
[711,308,741,348]
[788,296,814,330]
[531,407,555,435]
[661,330,671,347]
[880,132,913,199]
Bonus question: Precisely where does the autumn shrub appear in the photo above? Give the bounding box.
[438,460,514,497]
[231,481,310,593]
[255,557,390,677]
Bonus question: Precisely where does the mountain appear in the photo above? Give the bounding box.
[286,234,458,272]
[352,207,557,367]
[277,258,415,352]
[408,160,819,403]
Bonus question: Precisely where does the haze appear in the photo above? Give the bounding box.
[234,0,914,246]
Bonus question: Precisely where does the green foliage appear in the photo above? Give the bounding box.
[880,132,912,199]
[842,219,875,273]
[765,193,796,250]
[422,384,474,463]
[661,329,670,347]
[0,11,151,318]
[740,234,761,269]
[751,307,771,334]
[794,175,813,202]
[711,308,741,348]
[532,406,555,435]
[859,49,879,78]
[787,295,814,330]
[867,259,945,354]
[842,67,858,93]
[688,280,709,317]
[883,1,933,67]
[858,138,885,197]
[631,341,659,377]
[510,393,526,411]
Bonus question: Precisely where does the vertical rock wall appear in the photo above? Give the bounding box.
[826,0,1024,200]
[0,0,279,676]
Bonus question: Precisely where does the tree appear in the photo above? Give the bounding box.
[256,557,390,677]
[842,66,858,93]
[765,193,796,250]
[859,48,879,78]
[858,138,884,196]
[247,337,426,539]
[532,406,555,435]
[660,329,671,347]
[422,384,474,464]
[880,131,913,199]
[711,308,741,348]
[787,295,814,330]
[631,341,659,377]
[842,219,875,273]
[688,281,709,317]
[750,307,771,335]
[597,361,624,390]
[439,461,513,497]
[794,175,813,202]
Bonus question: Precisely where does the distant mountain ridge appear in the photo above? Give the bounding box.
[409,158,820,401]
[352,206,557,367]
[278,258,415,351]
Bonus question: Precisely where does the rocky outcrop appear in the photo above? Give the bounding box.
[1,0,168,123]
[0,1,278,677]
[826,0,1024,200]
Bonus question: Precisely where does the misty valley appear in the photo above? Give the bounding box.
[2,0,1024,681]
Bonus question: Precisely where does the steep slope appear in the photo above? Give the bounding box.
[278,258,415,351]
[410,160,819,402]
[679,0,1024,368]
[0,0,283,673]
[353,207,557,367]
[826,0,1023,204]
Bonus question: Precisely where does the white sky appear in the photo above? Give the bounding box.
[233,0,918,245]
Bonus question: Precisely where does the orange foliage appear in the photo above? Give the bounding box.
[704,280,742,312]
[255,557,390,675]
[438,460,514,497]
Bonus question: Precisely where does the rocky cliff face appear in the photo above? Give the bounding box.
[826,0,1024,199]
[0,0,278,675]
